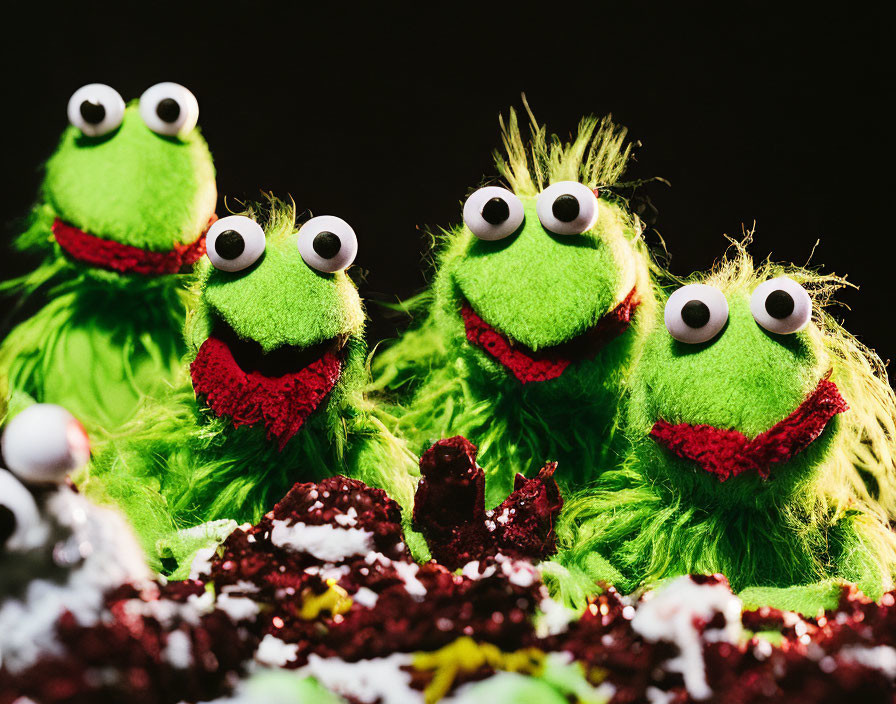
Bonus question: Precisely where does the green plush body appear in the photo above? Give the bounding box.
[556,249,896,605]
[373,109,655,507]
[0,104,216,435]
[80,201,418,569]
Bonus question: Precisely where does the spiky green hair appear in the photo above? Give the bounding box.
[556,239,896,602]
[494,98,633,196]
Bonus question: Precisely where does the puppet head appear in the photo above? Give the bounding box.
[40,82,216,277]
[558,241,896,597]
[628,242,896,513]
[429,102,652,394]
[187,198,366,448]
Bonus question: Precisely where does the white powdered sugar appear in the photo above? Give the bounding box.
[189,545,219,580]
[0,490,149,673]
[536,596,577,637]
[631,576,742,700]
[646,685,678,704]
[392,560,427,599]
[270,520,374,562]
[221,580,261,595]
[216,593,260,622]
[840,645,896,679]
[365,552,427,599]
[334,507,359,527]
[303,564,351,583]
[121,586,215,629]
[163,629,194,669]
[300,653,418,704]
[254,634,299,667]
[459,555,538,588]
[352,586,379,608]
[496,554,538,588]
[460,560,497,581]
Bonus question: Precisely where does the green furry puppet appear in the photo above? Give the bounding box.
[81,198,418,569]
[556,242,896,606]
[373,104,655,507]
[0,82,216,434]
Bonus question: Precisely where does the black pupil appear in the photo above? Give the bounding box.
[681,299,711,329]
[156,98,181,123]
[552,194,580,222]
[79,100,106,125]
[0,505,16,547]
[481,197,510,226]
[313,231,342,259]
[215,230,245,260]
[765,289,795,319]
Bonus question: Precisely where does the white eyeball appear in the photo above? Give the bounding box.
[750,277,812,334]
[535,181,599,235]
[1,404,90,485]
[297,215,358,273]
[462,186,525,241]
[206,216,267,272]
[67,84,125,137]
[0,470,47,551]
[664,284,730,344]
[139,82,199,138]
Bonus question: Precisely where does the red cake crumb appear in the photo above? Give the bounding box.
[413,437,563,569]
[6,475,895,703]
[199,475,546,667]
[0,582,254,704]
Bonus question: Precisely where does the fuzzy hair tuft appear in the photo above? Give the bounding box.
[494,96,633,197]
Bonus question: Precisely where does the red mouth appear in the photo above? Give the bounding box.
[52,216,215,276]
[650,377,848,482]
[460,287,640,384]
[189,320,345,450]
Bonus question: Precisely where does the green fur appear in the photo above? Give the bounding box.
[556,246,896,606]
[372,106,655,508]
[80,200,418,570]
[1,283,188,434]
[1,102,216,435]
[0,375,7,424]
[739,580,846,617]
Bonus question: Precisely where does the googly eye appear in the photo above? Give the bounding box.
[462,186,525,241]
[138,82,199,138]
[665,284,729,344]
[1,404,90,485]
[750,277,812,334]
[67,84,125,137]
[297,215,359,273]
[535,181,599,235]
[0,470,45,552]
[206,216,267,272]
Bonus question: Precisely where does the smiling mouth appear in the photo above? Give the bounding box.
[460,286,640,384]
[650,377,848,482]
[189,316,347,449]
[52,216,215,276]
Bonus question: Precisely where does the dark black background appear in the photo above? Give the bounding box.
[1,4,890,362]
